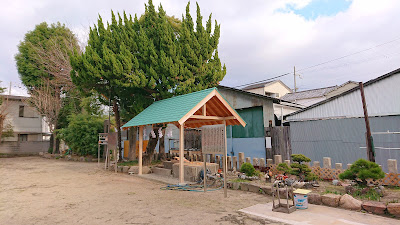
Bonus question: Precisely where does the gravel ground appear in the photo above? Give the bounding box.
[0,157,283,225]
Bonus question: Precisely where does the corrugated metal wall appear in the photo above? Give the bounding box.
[291,115,400,172]
[288,72,400,121]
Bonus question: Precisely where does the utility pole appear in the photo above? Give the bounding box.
[359,82,375,162]
[293,66,297,93]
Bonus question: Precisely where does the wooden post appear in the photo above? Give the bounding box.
[98,143,100,166]
[204,153,207,192]
[179,123,185,184]
[114,148,117,173]
[223,120,227,198]
[139,126,143,175]
[359,82,375,162]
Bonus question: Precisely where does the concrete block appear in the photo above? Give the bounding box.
[245,157,251,164]
[247,184,262,193]
[266,159,273,166]
[323,157,331,168]
[227,156,232,170]
[152,167,172,176]
[335,163,343,170]
[260,186,272,195]
[284,160,291,166]
[321,194,341,207]
[259,158,265,167]
[232,156,238,170]
[232,182,240,190]
[163,161,177,170]
[128,166,151,174]
[347,164,352,169]
[117,166,123,173]
[238,152,245,169]
[122,166,130,173]
[172,163,218,182]
[313,161,320,167]
[388,159,398,174]
[253,158,259,167]
[240,183,249,191]
[274,155,282,164]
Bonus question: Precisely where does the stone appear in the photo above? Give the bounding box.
[117,166,123,172]
[321,194,341,207]
[335,163,342,170]
[232,182,240,190]
[274,155,282,164]
[347,164,352,169]
[253,158,259,167]
[232,156,238,170]
[308,193,322,205]
[387,203,400,217]
[122,166,130,173]
[313,161,320,167]
[284,160,291,166]
[240,183,249,191]
[387,159,398,174]
[293,181,305,188]
[172,163,218,182]
[91,158,97,162]
[227,181,233,189]
[247,184,262,193]
[152,167,172,176]
[80,156,85,162]
[227,156,232,170]
[259,158,266,167]
[362,201,387,215]
[163,161,177,170]
[332,180,339,186]
[339,194,362,210]
[260,186,272,195]
[266,159,273,166]
[128,166,151,174]
[374,186,385,196]
[323,157,331,168]
[39,152,44,156]
[238,153,245,169]
[245,157,251,164]
[345,186,356,194]
[216,155,221,168]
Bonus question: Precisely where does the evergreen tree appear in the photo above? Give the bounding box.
[70,0,226,162]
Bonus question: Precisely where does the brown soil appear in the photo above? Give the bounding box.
[0,157,283,225]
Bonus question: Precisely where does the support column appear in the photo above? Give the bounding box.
[139,126,143,175]
[223,120,227,198]
[179,123,185,184]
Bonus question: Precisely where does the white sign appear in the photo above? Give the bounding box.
[201,124,225,154]
[265,137,272,148]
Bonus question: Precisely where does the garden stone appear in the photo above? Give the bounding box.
[248,184,262,193]
[387,203,400,217]
[332,180,339,186]
[274,155,282,164]
[232,182,240,190]
[345,186,355,195]
[80,157,85,162]
[227,181,233,189]
[117,166,123,173]
[308,193,322,205]
[260,186,272,195]
[128,166,151,174]
[362,201,387,215]
[339,194,362,210]
[122,166,130,173]
[374,186,385,196]
[240,183,249,191]
[293,181,305,188]
[321,194,341,207]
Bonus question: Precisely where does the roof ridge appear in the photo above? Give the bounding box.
[285,85,337,95]
[152,87,216,104]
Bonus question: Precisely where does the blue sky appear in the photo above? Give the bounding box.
[284,0,352,20]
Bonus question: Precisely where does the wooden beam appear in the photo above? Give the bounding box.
[190,115,235,120]
[214,92,247,127]
[179,123,185,184]
[178,89,216,125]
[202,104,206,116]
[138,125,143,175]
[223,120,227,198]
[185,119,224,125]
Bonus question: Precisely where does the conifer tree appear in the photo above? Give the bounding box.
[70,0,226,162]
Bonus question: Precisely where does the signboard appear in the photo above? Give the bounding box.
[201,124,225,154]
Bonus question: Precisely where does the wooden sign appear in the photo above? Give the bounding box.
[201,124,225,154]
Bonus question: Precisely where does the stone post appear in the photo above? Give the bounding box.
[259,158,266,167]
[227,156,232,171]
[335,163,343,170]
[313,161,320,167]
[238,152,244,169]
[347,164,352,169]
[253,158,259,166]
[323,157,332,168]
[246,157,251,164]
[274,155,282,165]
[232,156,238,170]
[284,160,291,166]
[388,159,398,174]
[267,159,273,166]
[216,155,221,169]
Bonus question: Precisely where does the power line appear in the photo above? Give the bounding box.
[234,72,291,88]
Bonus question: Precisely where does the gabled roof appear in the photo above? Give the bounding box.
[122,88,246,128]
[281,86,337,101]
[242,80,293,93]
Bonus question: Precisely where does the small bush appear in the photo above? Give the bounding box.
[240,162,256,176]
[306,172,319,181]
[276,163,291,174]
[339,159,385,185]
[290,154,312,181]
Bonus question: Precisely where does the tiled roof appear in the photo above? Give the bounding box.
[281,86,337,101]
[242,80,275,90]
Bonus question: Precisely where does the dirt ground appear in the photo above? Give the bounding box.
[0,157,283,225]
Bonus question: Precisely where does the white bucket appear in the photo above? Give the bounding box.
[294,194,308,209]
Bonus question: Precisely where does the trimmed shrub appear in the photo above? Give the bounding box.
[290,154,312,181]
[276,163,291,174]
[339,159,385,185]
[241,162,256,176]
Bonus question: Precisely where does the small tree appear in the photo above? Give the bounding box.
[240,163,256,177]
[339,159,385,185]
[290,154,312,181]
[276,163,291,174]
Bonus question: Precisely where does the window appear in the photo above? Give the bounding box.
[19,105,24,117]
[19,134,28,142]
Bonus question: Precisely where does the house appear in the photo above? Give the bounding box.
[0,95,50,154]
[242,80,293,98]
[281,81,358,107]
[286,69,400,172]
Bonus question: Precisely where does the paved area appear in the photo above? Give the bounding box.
[239,202,399,225]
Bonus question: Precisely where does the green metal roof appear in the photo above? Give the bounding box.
[122,88,216,128]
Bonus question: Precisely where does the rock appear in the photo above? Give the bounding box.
[345,186,355,195]
[122,166,130,173]
[339,194,362,210]
[321,194,341,207]
[248,184,262,193]
[117,166,123,172]
[387,203,400,217]
[332,180,339,186]
[240,183,249,191]
[308,193,322,205]
[232,182,240,190]
[362,201,387,215]
[39,152,44,156]
[293,181,305,188]
[91,158,97,162]
[312,183,320,188]
[128,166,151,174]
[227,181,233,189]
[260,186,272,195]
[284,178,295,186]
[374,186,385,196]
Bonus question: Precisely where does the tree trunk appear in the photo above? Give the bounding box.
[113,100,122,161]
[52,122,57,154]
[159,128,166,160]
[128,126,137,161]
[0,117,4,143]
[143,127,158,166]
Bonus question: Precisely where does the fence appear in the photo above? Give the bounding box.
[265,127,291,161]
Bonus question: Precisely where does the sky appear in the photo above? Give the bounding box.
[1,0,400,96]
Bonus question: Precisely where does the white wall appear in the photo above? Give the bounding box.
[264,82,292,98]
